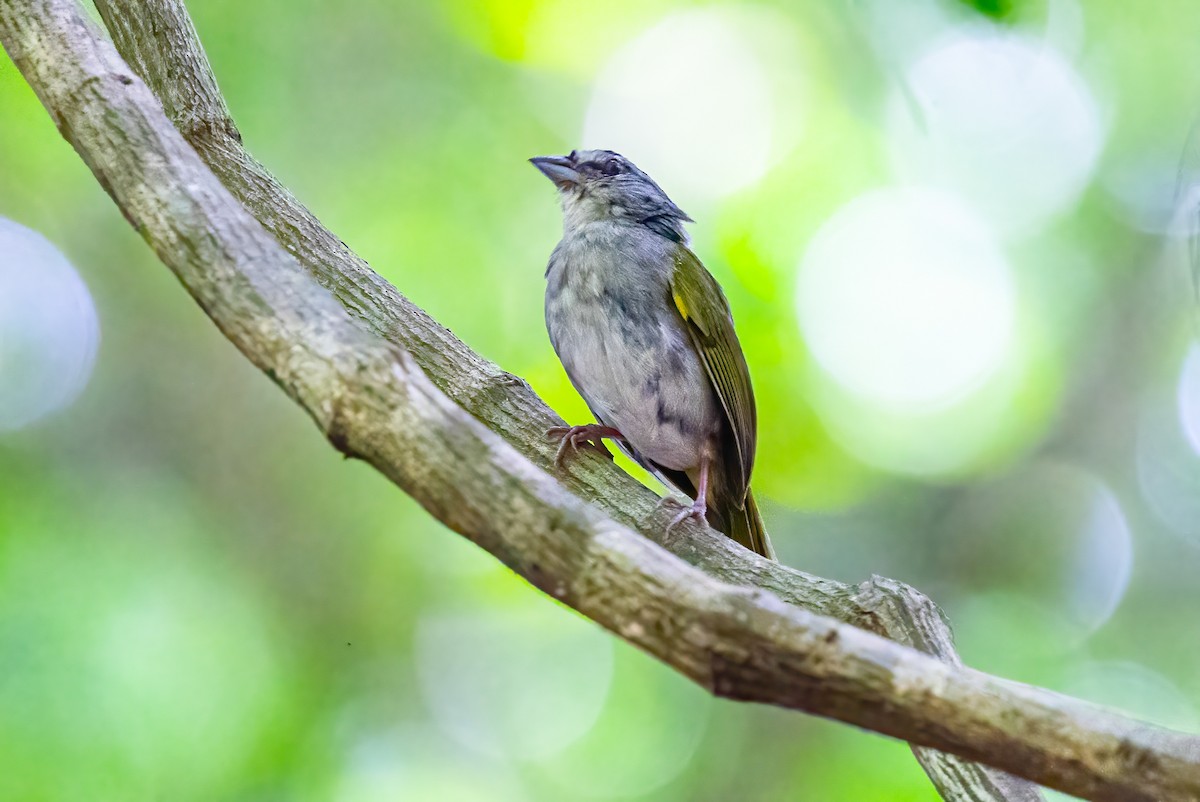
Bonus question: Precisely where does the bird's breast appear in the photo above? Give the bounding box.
[544,230,719,472]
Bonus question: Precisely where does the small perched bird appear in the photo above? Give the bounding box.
[531,149,774,559]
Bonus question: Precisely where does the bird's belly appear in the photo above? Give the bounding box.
[549,306,718,472]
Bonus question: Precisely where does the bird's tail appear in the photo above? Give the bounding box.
[712,487,775,560]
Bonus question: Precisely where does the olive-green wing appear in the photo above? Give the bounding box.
[669,246,756,499]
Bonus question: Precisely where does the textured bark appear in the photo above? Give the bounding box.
[3,1,1199,800]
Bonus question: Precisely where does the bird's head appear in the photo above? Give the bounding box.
[530,149,692,241]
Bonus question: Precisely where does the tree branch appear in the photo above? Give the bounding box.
[3,1,1198,799]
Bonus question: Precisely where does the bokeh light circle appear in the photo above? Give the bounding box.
[797,187,1017,410]
[1137,359,1200,545]
[1177,343,1200,456]
[583,8,802,202]
[416,604,613,761]
[0,217,99,431]
[532,649,712,798]
[1102,152,1192,237]
[1065,477,1134,635]
[336,727,526,802]
[943,461,1133,647]
[1061,660,1199,732]
[886,30,1103,236]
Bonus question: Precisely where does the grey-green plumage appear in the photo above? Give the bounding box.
[533,149,774,559]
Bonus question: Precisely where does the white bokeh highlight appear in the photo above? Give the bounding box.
[0,217,99,431]
[1136,346,1200,545]
[797,187,1017,410]
[416,605,613,761]
[1135,394,1200,544]
[886,29,1104,236]
[1061,661,1199,732]
[533,650,712,798]
[1065,479,1133,637]
[1178,344,1200,457]
[947,462,1134,647]
[336,726,526,802]
[583,9,801,202]
[1103,154,1193,236]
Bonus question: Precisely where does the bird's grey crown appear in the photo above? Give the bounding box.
[556,149,692,242]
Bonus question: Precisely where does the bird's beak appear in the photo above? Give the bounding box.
[530,155,579,189]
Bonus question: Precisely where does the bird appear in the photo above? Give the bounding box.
[531,149,774,560]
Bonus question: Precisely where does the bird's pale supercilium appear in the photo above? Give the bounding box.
[532,149,774,559]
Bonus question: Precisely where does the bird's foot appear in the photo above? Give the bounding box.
[665,496,707,534]
[546,424,622,468]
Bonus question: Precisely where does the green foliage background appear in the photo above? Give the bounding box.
[2,0,1200,799]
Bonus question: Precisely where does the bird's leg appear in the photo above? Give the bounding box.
[546,424,623,468]
[666,455,709,533]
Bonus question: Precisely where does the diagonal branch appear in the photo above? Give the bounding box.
[3,1,1199,800]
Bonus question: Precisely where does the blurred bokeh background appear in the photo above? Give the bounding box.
[3,0,1200,798]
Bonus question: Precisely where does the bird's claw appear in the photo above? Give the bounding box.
[546,425,615,467]
[664,497,707,535]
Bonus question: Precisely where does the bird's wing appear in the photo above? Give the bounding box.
[668,245,756,501]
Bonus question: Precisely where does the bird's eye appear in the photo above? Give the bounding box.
[568,150,578,162]
[603,158,621,176]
